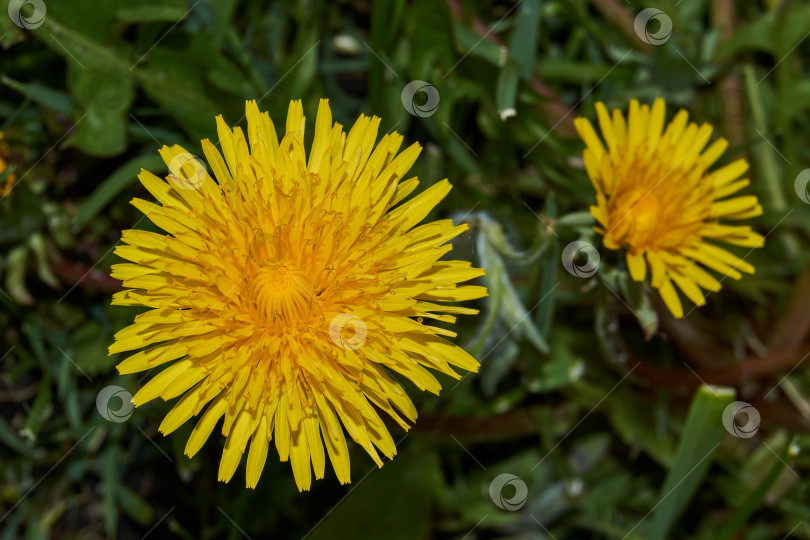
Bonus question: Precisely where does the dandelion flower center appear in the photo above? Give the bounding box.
[250,262,316,325]
[610,186,660,252]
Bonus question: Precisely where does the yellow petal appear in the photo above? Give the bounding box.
[626,252,647,281]
[657,277,684,318]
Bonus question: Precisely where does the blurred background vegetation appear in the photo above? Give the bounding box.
[2,0,810,538]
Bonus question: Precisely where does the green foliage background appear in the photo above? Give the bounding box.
[2,0,810,538]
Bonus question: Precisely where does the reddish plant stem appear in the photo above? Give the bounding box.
[660,312,728,371]
[591,0,652,53]
[628,346,810,390]
[415,408,540,443]
[769,263,810,350]
[51,259,123,293]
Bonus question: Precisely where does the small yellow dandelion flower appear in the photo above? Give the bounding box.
[109,99,486,491]
[574,99,764,318]
[0,132,15,197]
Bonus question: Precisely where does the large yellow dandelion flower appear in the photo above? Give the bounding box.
[109,99,486,490]
[574,99,764,318]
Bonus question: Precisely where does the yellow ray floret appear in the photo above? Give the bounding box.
[108,99,486,491]
[574,99,764,318]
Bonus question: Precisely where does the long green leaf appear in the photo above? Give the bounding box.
[0,75,73,115]
[743,64,786,212]
[716,438,795,540]
[508,0,540,79]
[495,60,520,119]
[534,196,559,338]
[646,385,735,540]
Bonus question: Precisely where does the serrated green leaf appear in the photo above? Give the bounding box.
[64,64,134,156]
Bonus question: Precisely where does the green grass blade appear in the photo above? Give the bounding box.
[534,196,559,338]
[645,385,735,540]
[716,439,795,540]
